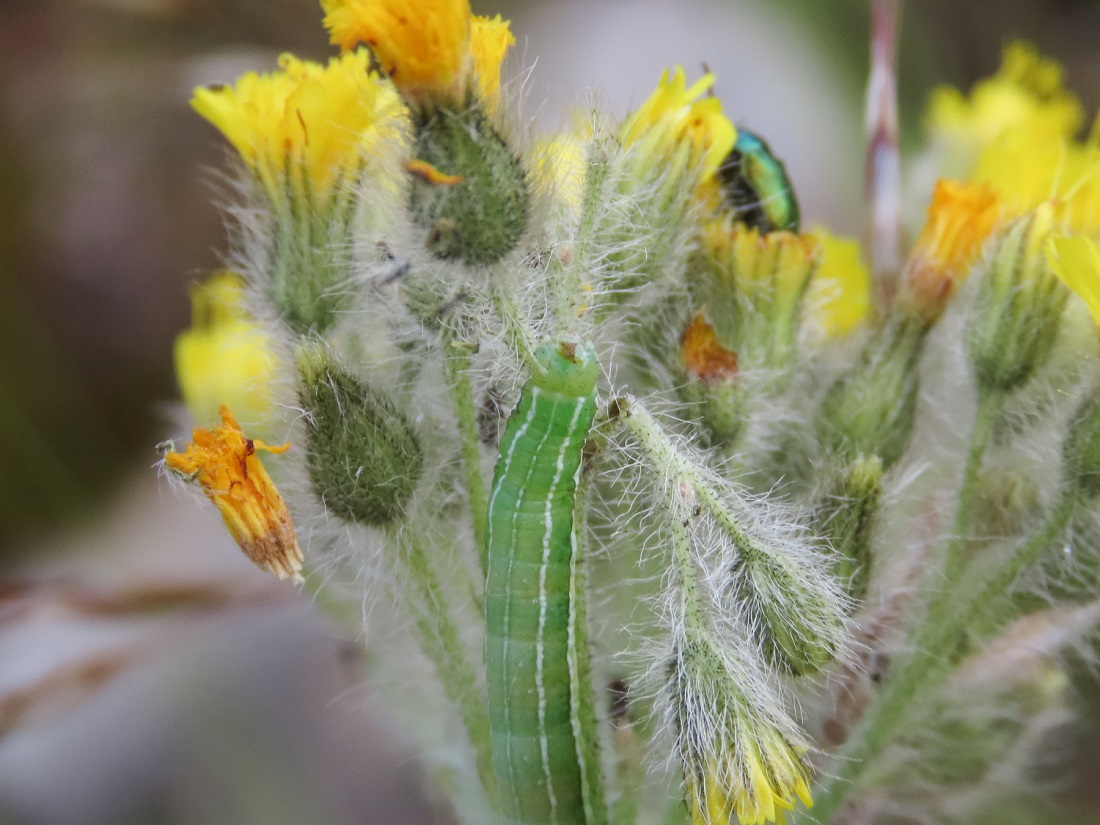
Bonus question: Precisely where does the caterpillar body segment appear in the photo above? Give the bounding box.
[484,339,604,825]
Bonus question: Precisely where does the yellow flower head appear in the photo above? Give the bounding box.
[703,220,819,313]
[322,0,472,101]
[175,273,275,431]
[686,730,813,825]
[974,126,1100,236]
[1048,235,1100,327]
[191,49,403,207]
[164,406,303,582]
[694,220,818,370]
[469,14,515,109]
[623,67,737,185]
[803,228,872,339]
[926,41,1083,176]
[903,179,1004,322]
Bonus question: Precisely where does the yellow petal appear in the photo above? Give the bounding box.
[469,14,514,109]
[804,228,872,339]
[191,50,403,205]
[1047,235,1100,327]
[174,273,276,430]
[623,67,736,184]
[322,0,471,100]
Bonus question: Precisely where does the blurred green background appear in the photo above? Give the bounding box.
[0,1,1097,824]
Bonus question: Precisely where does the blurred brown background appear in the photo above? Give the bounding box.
[0,1,1097,824]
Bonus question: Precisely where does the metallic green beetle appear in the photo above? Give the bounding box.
[718,128,801,234]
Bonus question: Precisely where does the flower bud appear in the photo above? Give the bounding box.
[583,68,734,305]
[898,179,1002,324]
[298,345,423,526]
[693,222,819,370]
[408,103,529,265]
[729,548,844,676]
[813,455,883,601]
[1062,388,1100,500]
[966,203,1067,394]
[817,316,925,468]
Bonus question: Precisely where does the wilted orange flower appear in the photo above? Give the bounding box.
[164,406,303,582]
[682,312,739,383]
[903,179,1004,322]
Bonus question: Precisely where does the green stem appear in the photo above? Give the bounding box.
[612,395,765,565]
[492,282,538,370]
[809,494,1076,823]
[442,341,489,575]
[398,533,499,810]
[553,138,609,328]
[938,387,1004,593]
[570,473,611,825]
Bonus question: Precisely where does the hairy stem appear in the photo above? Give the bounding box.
[809,494,1076,822]
[491,281,539,371]
[610,395,765,565]
[571,474,611,825]
[937,387,1004,597]
[442,341,489,575]
[398,532,499,810]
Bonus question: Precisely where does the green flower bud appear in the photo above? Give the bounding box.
[730,549,844,676]
[817,316,925,468]
[693,223,819,372]
[1063,388,1100,500]
[298,345,423,526]
[966,204,1068,394]
[408,103,529,265]
[814,455,883,601]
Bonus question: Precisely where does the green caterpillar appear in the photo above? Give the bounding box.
[484,338,602,825]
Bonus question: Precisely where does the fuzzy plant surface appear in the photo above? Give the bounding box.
[162,3,1100,825]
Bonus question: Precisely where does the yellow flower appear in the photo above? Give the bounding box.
[703,220,819,315]
[926,41,1083,176]
[174,273,275,431]
[902,179,1004,322]
[535,130,587,217]
[1048,235,1100,327]
[164,406,303,582]
[191,50,403,207]
[924,41,1100,237]
[623,67,736,185]
[803,228,872,339]
[686,732,813,825]
[692,220,818,372]
[973,127,1100,236]
[469,14,515,109]
[322,0,471,101]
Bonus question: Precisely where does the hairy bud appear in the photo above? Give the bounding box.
[818,316,925,469]
[967,205,1067,394]
[298,345,423,526]
[1063,388,1100,500]
[813,455,883,601]
[408,103,529,265]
